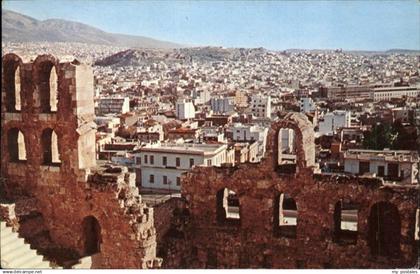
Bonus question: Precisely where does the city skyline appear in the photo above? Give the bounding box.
[3,0,420,51]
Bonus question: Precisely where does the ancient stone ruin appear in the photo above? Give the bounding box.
[157,113,419,269]
[1,53,161,268]
[1,53,418,269]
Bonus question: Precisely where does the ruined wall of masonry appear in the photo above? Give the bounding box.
[1,53,161,268]
[155,113,419,269]
[153,198,191,268]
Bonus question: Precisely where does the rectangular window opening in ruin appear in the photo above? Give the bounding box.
[276,193,297,238]
[334,200,358,244]
[226,190,240,220]
[217,188,241,225]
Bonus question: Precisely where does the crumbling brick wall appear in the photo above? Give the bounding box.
[153,197,191,268]
[1,53,161,268]
[173,113,419,268]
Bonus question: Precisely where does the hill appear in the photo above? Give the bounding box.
[94,47,268,66]
[2,9,183,49]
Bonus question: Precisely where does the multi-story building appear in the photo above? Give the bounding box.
[300,97,316,113]
[344,149,419,184]
[96,96,130,115]
[175,99,195,120]
[372,86,420,102]
[250,94,271,119]
[318,110,351,136]
[210,96,235,114]
[326,85,373,101]
[135,143,231,190]
[233,142,259,164]
[136,121,164,143]
[192,90,211,105]
[231,123,268,161]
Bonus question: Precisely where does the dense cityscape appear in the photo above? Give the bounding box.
[1,2,419,271]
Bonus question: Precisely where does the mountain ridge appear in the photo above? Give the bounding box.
[2,9,184,49]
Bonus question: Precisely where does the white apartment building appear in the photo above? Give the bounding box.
[231,123,268,161]
[318,110,351,136]
[135,143,230,190]
[192,90,211,105]
[176,99,195,120]
[344,149,419,184]
[96,96,130,115]
[250,94,271,119]
[210,96,235,114]
[372,86,420,102]
[300,97,316,113]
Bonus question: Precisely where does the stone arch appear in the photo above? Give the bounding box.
[41,128,61,165]
[33,55,59,113]
[216,187,240,225]
[270,113,315,173]
[368,201,401,257]
[2,53,23,112]
[273,192,298,238]
[7,128,27,162]
[82,216,102,256]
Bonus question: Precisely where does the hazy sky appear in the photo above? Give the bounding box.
[3,0,419,50]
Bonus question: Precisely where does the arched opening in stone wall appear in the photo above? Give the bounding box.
[368,202,401,257]
[274,193,297,238]
[277,128,297,174]
[41,128,61,165]
[3,59,22,112]
[82,216,101,256]
[272,113,316,174]
[8,128,27,162]
[37,61,58,113]
[333,200,358,244]
[216,188,240,225]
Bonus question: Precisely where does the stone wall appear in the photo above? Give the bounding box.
[164,113,419,268]
[153,197,191,268]
[1,53,161,268]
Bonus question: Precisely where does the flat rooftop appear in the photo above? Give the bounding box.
[140,143,227,155]
[373,86,419,92]
[344,149,419,162]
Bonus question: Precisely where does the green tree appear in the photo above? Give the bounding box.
[363,123,397,150]
[391,120,418,150]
